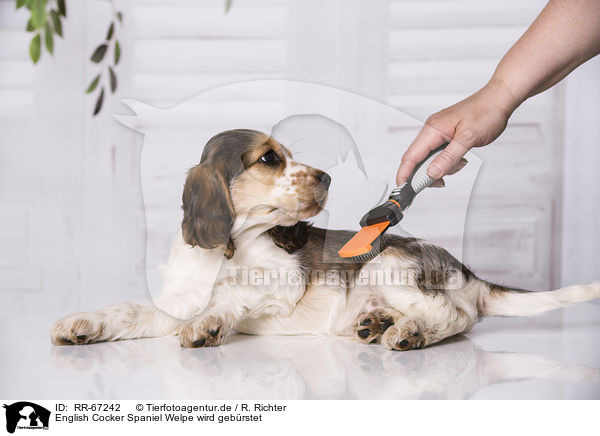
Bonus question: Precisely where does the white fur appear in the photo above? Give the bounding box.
[482,282,600,317]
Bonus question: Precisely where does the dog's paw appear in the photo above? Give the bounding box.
[179,316,226,348]
[381,319,426,351]
[50,314,105,345]
[355,309,396,344]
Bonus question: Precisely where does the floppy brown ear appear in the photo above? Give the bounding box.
[181,163,235,256]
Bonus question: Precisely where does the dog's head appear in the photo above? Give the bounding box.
[182,129,330,257]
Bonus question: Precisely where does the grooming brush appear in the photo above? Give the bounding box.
[338,143,450,261]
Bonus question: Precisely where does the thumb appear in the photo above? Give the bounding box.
[427,140,470,179]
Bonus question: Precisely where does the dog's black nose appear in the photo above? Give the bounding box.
[316,171,331,189]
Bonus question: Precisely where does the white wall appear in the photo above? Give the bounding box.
[0,0,597,317]
[561,56,600,287]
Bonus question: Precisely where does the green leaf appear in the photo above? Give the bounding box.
[108,67,117,93]
[50,10,62,37]
[93,87,105,116]
[31,0,47,29]
[116,11,122,22]
[57,0,66,16]
[26,18,35,32]
[44,22,53,54]
[106,22,114,40]
[30,33,41,63]
[90,44,107,63]
[16,0,27,9]
[25,0,33,7]
[114,40,120,65]
[85,74,100,93]
[224,0,232,13]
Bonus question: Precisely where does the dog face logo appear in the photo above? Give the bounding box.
[2,402,50,434]
[115,80,481,318]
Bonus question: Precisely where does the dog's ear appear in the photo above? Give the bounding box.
[181,163,236,257]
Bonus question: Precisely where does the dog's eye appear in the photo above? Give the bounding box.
[259,150,279,165]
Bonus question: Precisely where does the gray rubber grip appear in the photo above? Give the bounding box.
[408,143,448,194]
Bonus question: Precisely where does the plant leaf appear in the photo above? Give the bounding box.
[116,11,123,22]
[26,18,35,32]
[106,22,114,40]
[225,0,232,13]
[114,40,120,65]
[31,0,46,29]
[86,74,100,93]
[16,0,27,9]
[108,66,117,93]
[90,44,107,63]
[93,87,105,116]
[57,0,66,17]
[50,10,62,37]
[30,33,41,63]
[44,22,53,54]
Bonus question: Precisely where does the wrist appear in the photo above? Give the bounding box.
[482,76,526,116]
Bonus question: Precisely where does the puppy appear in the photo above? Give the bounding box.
[50,129,600,351]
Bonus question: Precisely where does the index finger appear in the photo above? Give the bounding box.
[396,123,448,185]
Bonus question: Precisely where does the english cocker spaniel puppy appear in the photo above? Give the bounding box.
[50,129,600,350]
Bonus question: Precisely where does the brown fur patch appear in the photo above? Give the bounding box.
[488,283,530,296]
[268,222,310,254]
[266,222,475,295]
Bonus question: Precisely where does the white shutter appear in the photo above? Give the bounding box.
[129,0,286,108]
[0,1,40,300]
[0,1,34,119]
[386,0,560,290]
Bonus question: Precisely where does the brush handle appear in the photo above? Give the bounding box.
[389,142,449,209]
[359,143,449,227]
[408,142,449,193]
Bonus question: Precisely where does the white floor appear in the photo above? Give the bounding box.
[2,303,599,400]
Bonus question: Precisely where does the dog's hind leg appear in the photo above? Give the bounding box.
[355,308,398,344]
[380,308,472,351]
[50,302,181,345]
[353,300,473,351]
[378,285,478,351]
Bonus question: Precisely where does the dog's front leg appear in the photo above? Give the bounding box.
[50,302,181,345]
[178,311,235,348]
[176,276,305,348]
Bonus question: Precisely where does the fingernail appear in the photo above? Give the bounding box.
[428,164,443,179]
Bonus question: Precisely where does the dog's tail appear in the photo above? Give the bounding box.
[480,281,600,317]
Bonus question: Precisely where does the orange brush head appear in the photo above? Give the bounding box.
[338,221,390,258]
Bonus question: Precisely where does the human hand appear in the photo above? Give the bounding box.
[396,79,518,186]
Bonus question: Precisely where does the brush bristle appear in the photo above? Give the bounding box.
[340,233,387,263]
[338,221,390,259]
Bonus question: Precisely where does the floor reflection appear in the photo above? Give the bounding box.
[50,334,600,399]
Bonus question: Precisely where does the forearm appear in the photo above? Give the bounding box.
[489,0,600,112]
[396,0,600,184]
